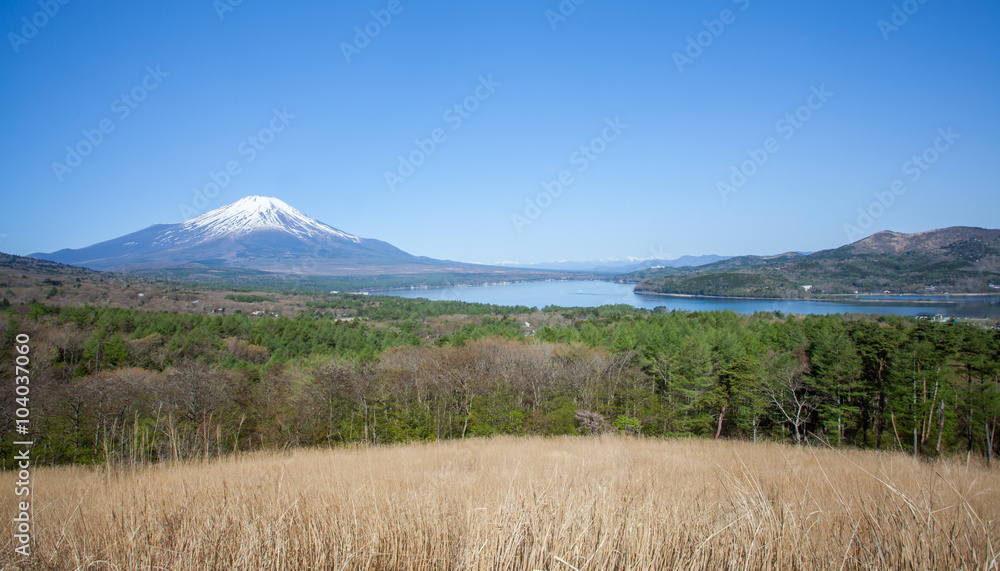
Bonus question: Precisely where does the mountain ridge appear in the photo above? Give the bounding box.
[627,226,1000,297]
[32,196,456,274]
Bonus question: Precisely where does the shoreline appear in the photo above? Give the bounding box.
[378,279,999,305]
[631,289,1000,304]
[371,279,998,316]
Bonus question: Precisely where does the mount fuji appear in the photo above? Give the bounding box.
[33,196,463,274]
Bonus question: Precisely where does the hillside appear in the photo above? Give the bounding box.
[0,252,108,279]
[627,227,1000,298]
[9,437,997,570]
[0,249,583,320]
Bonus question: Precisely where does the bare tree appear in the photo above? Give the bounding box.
[766,350,818,445]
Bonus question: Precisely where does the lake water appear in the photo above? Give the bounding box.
[382,280,1000,318]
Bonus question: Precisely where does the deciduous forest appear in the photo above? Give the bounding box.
[2,296,997,467]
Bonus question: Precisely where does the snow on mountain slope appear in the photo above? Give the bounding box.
[31,196,434,273]
[156,196,362,246]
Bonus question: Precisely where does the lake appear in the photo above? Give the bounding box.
[381,280,1000,318]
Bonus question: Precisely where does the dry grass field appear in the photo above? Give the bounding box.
[2,436,998,570]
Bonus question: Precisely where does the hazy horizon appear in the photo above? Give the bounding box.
[18,192,991,267]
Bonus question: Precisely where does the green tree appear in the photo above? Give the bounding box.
[850,321,904,449]
[955,327,1000,457]
[807,319,862,445]
[896,321,958,456]
[468,389,525,436]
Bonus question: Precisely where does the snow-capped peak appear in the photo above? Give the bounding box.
[171,196,362,244]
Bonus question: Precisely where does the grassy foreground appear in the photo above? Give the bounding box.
[2,436,998,570]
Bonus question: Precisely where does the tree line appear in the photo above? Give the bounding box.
[1,298,997,466]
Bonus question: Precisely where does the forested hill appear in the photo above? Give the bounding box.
[627,227,1000,298]
[0,252,107,277]
[1,293,998,466]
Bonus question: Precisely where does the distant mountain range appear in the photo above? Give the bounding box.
[23,197,1000,297]
[626,227,1000,297]
[33,196,493,275]
[496,254,732,274]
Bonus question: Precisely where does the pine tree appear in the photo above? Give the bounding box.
[807,320,862,445]
[850,320,904,449]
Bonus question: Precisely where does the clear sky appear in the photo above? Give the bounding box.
[1,0,998,264]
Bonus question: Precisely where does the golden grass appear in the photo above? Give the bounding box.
[2,436,998,570]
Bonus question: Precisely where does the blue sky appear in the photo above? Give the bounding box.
[1,0,997,264]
